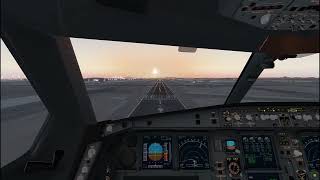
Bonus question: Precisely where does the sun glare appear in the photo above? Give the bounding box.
[152,68,159,75]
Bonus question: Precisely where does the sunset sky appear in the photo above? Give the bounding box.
[1,38,319,79]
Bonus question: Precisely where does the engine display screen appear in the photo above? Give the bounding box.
[178,136,210,169]
[242,135,277,169]
[302,136,320,172]
[142,136,172,169]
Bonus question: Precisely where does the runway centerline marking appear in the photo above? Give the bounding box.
[129,80,185,117]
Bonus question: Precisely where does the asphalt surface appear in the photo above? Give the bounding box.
[129,80,185,117]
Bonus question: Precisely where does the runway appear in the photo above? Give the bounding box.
[128,80,185,117]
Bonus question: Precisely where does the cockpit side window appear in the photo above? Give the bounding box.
[1,40,48,167]
[242,54,319,103]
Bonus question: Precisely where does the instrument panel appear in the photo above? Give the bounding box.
[218,0,319,31]
[90,132,319,180]
[74,102,319,180]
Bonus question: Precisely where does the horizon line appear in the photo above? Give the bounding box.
[1,76,319,80]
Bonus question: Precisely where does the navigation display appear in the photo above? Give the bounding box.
[178,136,210,169]
[142,136,172,169]
[302,136,320,172]
[242,136,277,169]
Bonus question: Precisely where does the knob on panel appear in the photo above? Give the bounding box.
[234,114,241,121]
[270,115,278,121]
[260,114,267,121]
[88,148,96,159]
[302,114,312,121]
[295,114,303,120]
[225,116,232,122]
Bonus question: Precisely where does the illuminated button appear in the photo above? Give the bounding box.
[81,166,89,173]
[235,149,241,154]
[76,175,84,180]
[88,148,96,159]
[242,137,248,142]
[295,114,302,120]
[106,125,113,133]
[264,137,270,142]
[293,150,302,157]
[246,114,253,121]
[270,115,278,121]
[312,171,318,178]
[260,14,271,25]
[303,114,312,121]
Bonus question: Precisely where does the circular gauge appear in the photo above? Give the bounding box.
[227,157,241,177]
[148,143,163,161]
[228,161,240,176]
[178,136,210,169]
[302,136,320,172]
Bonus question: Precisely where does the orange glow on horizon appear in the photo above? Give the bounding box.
[1,39,319,79]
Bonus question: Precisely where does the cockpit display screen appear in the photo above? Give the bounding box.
[178,136,210,169]
[302,136,320,172]
[242,135,277,169]
[226,139,237,153]
[142,136,172,169]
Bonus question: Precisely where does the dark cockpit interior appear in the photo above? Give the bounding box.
[1,0,319,180]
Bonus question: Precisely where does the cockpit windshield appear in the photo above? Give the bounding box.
[70,38,320,121]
